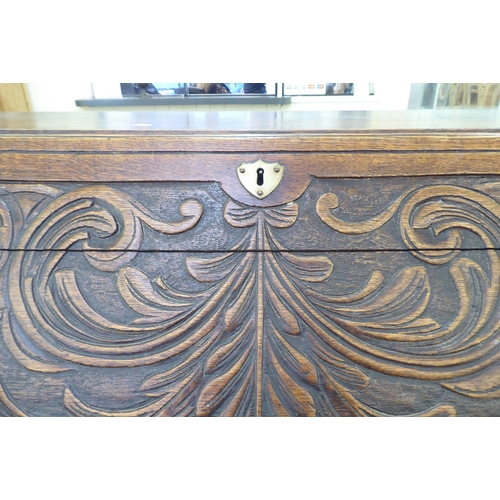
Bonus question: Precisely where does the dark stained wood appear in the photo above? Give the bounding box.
[1,110,500,153]
[2,153,500,211]
[1,111,500,417]
[4,133,500,153]
[0,177,499,252]
[2,110,500,132]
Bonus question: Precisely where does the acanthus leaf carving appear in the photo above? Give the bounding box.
[1,185,205,372]
[3,180,500,416]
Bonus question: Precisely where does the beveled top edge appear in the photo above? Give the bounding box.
[1,110,500,134]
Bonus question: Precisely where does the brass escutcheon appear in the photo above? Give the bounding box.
[236,159,285,199]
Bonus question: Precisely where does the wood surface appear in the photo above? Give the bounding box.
[0,85,32,112]
[1,111,500,416]
[1,110,500,153]
[2,109,500,131]
[3,133,500,152]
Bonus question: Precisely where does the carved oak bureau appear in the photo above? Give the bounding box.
[1,110,500,417]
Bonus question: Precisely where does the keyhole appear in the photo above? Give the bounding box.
[257,168,264,186]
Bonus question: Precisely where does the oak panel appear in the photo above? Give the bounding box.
[3,133,500,153]
[1,177,499,251]
[1,110,500,153]
[2,109,500,132]
[2,243,499,417]
[1,110,500,417]
[0,180,499,416]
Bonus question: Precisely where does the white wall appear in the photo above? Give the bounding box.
[25,83,412,112]
[26,83,94,111]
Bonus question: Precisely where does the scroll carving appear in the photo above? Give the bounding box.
[0,383,27,417]
[316,182,500,388]
[1,181,500,416]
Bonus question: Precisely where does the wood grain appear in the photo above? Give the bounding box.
[1,110,500,153]
[0,85,32,112]
[1,153,500,211]
[1,109,500,132]
[3,133,500,153]
[0,179,498,415]
[1,111,500,416]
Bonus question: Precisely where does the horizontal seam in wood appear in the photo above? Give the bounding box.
[3,149,500,155]
[0,248,497,254]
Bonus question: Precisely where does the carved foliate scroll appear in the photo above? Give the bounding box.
[1,179,500,416]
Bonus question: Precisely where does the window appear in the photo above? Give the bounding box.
[79,83,389,109]
[410,83,500,109]
[120,83,277,97]
[284,83,354,96]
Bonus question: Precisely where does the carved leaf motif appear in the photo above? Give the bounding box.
[140,324,223,397]
[224,201,258,228]
[263,204,299,228]
[0,382,27,417]
[271,327,318,386]
[305,271,385,303]
[206,322,253,374]
[304,184,500,383]
[3,311,71,373]
[1,187,209,371]
[266,276,301,335]
[399,186,500,265]
[432,258,497,353]
[318,365,456,417]
[197,343,254,417]
[224,271,256,332]
[275,251,334,283]
[443,364,500,399]
[316,192,404,234]
[267,346,316,417]
[187,252,245,283]
[312,340,369,391]
[153,369,204,417]
[118,267,196,324]
[311,266,440,341]
[137,201,317,416]
[6,183,500,416]
[0,198,12,274]
[475,181,500,201]
[65,368,204,417]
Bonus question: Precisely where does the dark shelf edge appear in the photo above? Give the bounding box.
[75,96,292,107]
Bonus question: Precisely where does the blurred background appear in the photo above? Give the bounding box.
[0,83,499,113]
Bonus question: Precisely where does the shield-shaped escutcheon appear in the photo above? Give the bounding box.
[236,159,285,199]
